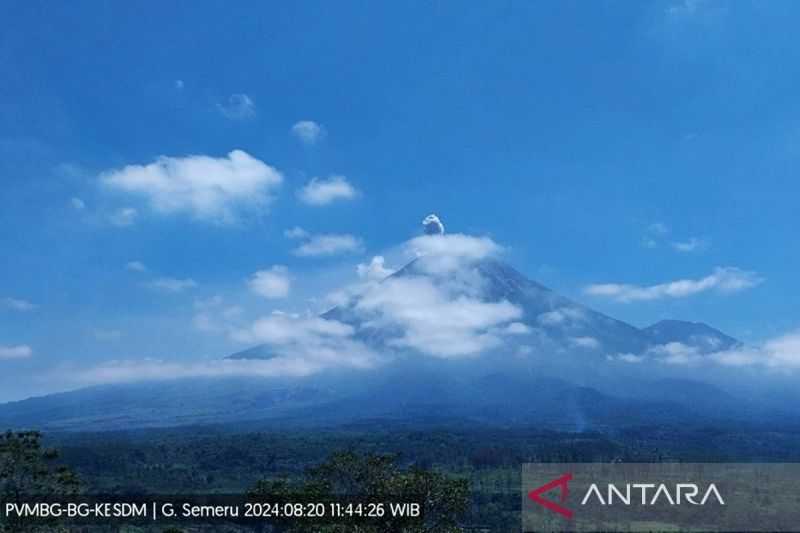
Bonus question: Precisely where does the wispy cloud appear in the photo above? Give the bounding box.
[0,345,32,360]
[585,267,763,302]
[1,297,37,312]
[292,233,364,257]
[101,150,283,223]
[109,207,138,227]
[248,266,291,299]
[671,237,708,253]
[125,261,147,272]
[64,357,352,386]
[284,226,310,240]
[297,176,358,206]
[290,120,325,145]
[70,197,85,210]
[217,93,255,119]
[144,277,198,293]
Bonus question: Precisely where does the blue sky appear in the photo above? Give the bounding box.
[2,1,799,401]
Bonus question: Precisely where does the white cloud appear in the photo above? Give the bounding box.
[101,150,283,223]
[192,296,243,334]
[231,313,376,370]
[355,275,522,358]
[145,277,198,293]
[293,234,363,257]
[537,307,585,326]
[284,226,310,239]
[0,345,32,360]
[357,256,395,281]
[290,120,325,144]
[297,176,358,206]
[70,197,85,210]
[126,261,147,272]
[65,357,337,386]
[249,266,291,299]
[584,267,763,303]
[506,322,532,335]
[422,214,445,235]
[606,330,800,371]
[711,331,800,370]
[671,237,707,253]
[607,353,645,364]
[648,222,670,236]
[1,297,37,312]
[406,233,502,274]
[109,207,138,227]
[217,93,255,119]
[570,336,601,349]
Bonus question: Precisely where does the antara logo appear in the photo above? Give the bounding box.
[529,473,725,520]
[528,473,574,519]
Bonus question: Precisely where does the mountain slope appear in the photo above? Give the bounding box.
[0,257,749,431]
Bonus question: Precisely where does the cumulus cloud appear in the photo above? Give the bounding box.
[297,176,358,206]
[0,345,32,360]
[290,120,325,145]
[293,234,364,257]
[126,261,147,272]
[109,207,138,227]
[145,277,198,293]
[406,233,502,274]
[101,150,283,223]
[505,322,532,335]
[357,256,395,281]
[422,214,445,235]
[1,297,37,312]
[711,331,800,370]
[249,266,291,299]
[607,331,800,370]
[231,312,376,370]
[355,275,522,358]
[584,267,763,303]
[217,93,256,119]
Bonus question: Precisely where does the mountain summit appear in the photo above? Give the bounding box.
[0,251,747,431]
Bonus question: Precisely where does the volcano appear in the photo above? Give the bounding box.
[0,255,758,432]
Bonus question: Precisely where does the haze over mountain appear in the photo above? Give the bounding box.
[1,223,772,432]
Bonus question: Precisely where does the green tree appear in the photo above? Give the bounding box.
[0,431,81,532]
[250,452,469,533]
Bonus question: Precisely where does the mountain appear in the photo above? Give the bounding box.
[642,319,740,352]
[0,257,754,432]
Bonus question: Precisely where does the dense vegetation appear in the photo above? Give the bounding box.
[3,421,800,532]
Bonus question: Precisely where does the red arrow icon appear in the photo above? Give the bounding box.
[528,472,573,519]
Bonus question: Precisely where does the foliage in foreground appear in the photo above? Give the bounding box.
[250,451,470,533]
